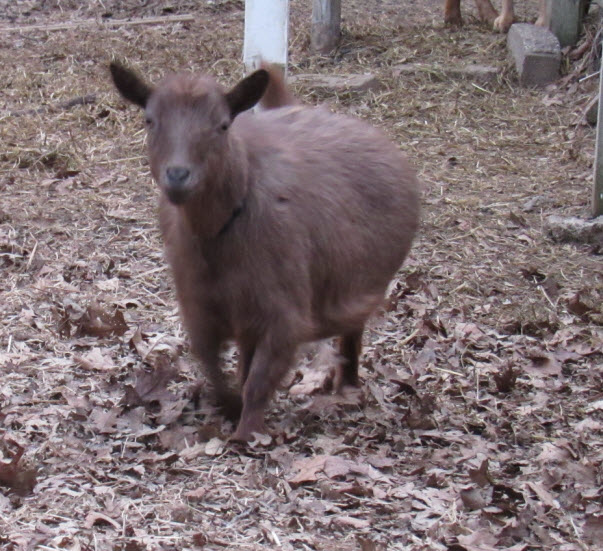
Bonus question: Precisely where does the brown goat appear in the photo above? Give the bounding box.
[110,62,420,441]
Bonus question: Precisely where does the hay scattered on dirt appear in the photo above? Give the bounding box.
[0,1,601,550]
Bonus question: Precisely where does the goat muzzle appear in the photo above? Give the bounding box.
[165,166,192,205]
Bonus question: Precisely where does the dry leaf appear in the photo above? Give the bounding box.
[493,363,518,392]
[332,515,371,529]
[469,459,492,487]
[289,455,328,484]
[582,514,603,545]
[83,512,121,530]
[0,440,37,496]
[523,349,561,376]
[76,303,128,338]
[204,437,225,456]
[74,347,115,371]
[90,407,122,434]
[460,487,488,510]
[184,488,208,501]
[122,356,180,409]
[323,455,352,479]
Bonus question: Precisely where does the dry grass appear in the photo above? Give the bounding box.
[0,1,601,550]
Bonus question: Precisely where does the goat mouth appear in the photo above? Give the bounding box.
[165,186,192,205]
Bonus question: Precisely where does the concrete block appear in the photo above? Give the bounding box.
[392,62,498,84]
[507,23,561,87]
[289,73,380,94]
[546,215,603,246]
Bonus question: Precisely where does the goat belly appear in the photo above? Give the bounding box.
[231,106,420,337]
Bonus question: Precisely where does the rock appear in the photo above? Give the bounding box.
[289,73,380,94]
[522,195,546,212]
[546,215,603,245]
[507,23,561,87]
[392,62,499,84]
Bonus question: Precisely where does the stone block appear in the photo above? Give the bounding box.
[546,215,603,246]
[507,23,561,87]
[289,73,380,94]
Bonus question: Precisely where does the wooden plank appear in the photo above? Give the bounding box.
[9,94,97,117]
[593,36,603,217]
[311,0,341,54]
[0,14,194,33]
[243,0,289,73]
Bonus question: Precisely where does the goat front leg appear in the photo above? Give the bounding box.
[444,0,463,26]
[232,335,296,442]
[190,333,242,422]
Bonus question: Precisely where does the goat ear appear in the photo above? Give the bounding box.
[110,62,153,108]
[225,69,269,119]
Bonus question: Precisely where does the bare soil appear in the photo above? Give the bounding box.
[0,1,601,550]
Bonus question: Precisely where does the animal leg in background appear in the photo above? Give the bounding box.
[444,0,498,26]
[493,0,514,32]
[475,0,499,25]
[444,0,547,33]
[444,0,463,25]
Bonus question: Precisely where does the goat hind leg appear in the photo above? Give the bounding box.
[337,329,363,389]
[237,340,256,387]
[534,0,549,27]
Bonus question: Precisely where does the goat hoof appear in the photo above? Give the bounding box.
[444,14,462,27]
[493,14,513,33]
[231,417,267,443]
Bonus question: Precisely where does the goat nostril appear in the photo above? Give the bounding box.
[166,166,191,185]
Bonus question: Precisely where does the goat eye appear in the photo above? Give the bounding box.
[145,117,154,127]
[220,122,229,132]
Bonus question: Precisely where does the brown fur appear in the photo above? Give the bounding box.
[258,63,299,109]
[110,62,420,441]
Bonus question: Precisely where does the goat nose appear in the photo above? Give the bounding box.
[166,166,191,186]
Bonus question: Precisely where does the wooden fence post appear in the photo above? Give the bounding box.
[311,0,341,54]
[546,0,590,47]
[243,0,289,74]
[593,34,603,217]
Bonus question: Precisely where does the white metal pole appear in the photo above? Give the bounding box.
[243,0,289,74]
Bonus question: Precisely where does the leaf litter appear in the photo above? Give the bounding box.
[0,0,601,549]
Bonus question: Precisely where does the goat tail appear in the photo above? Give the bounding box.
[259,62,299,110]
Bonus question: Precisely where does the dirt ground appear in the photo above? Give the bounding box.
[0,1,601,550]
